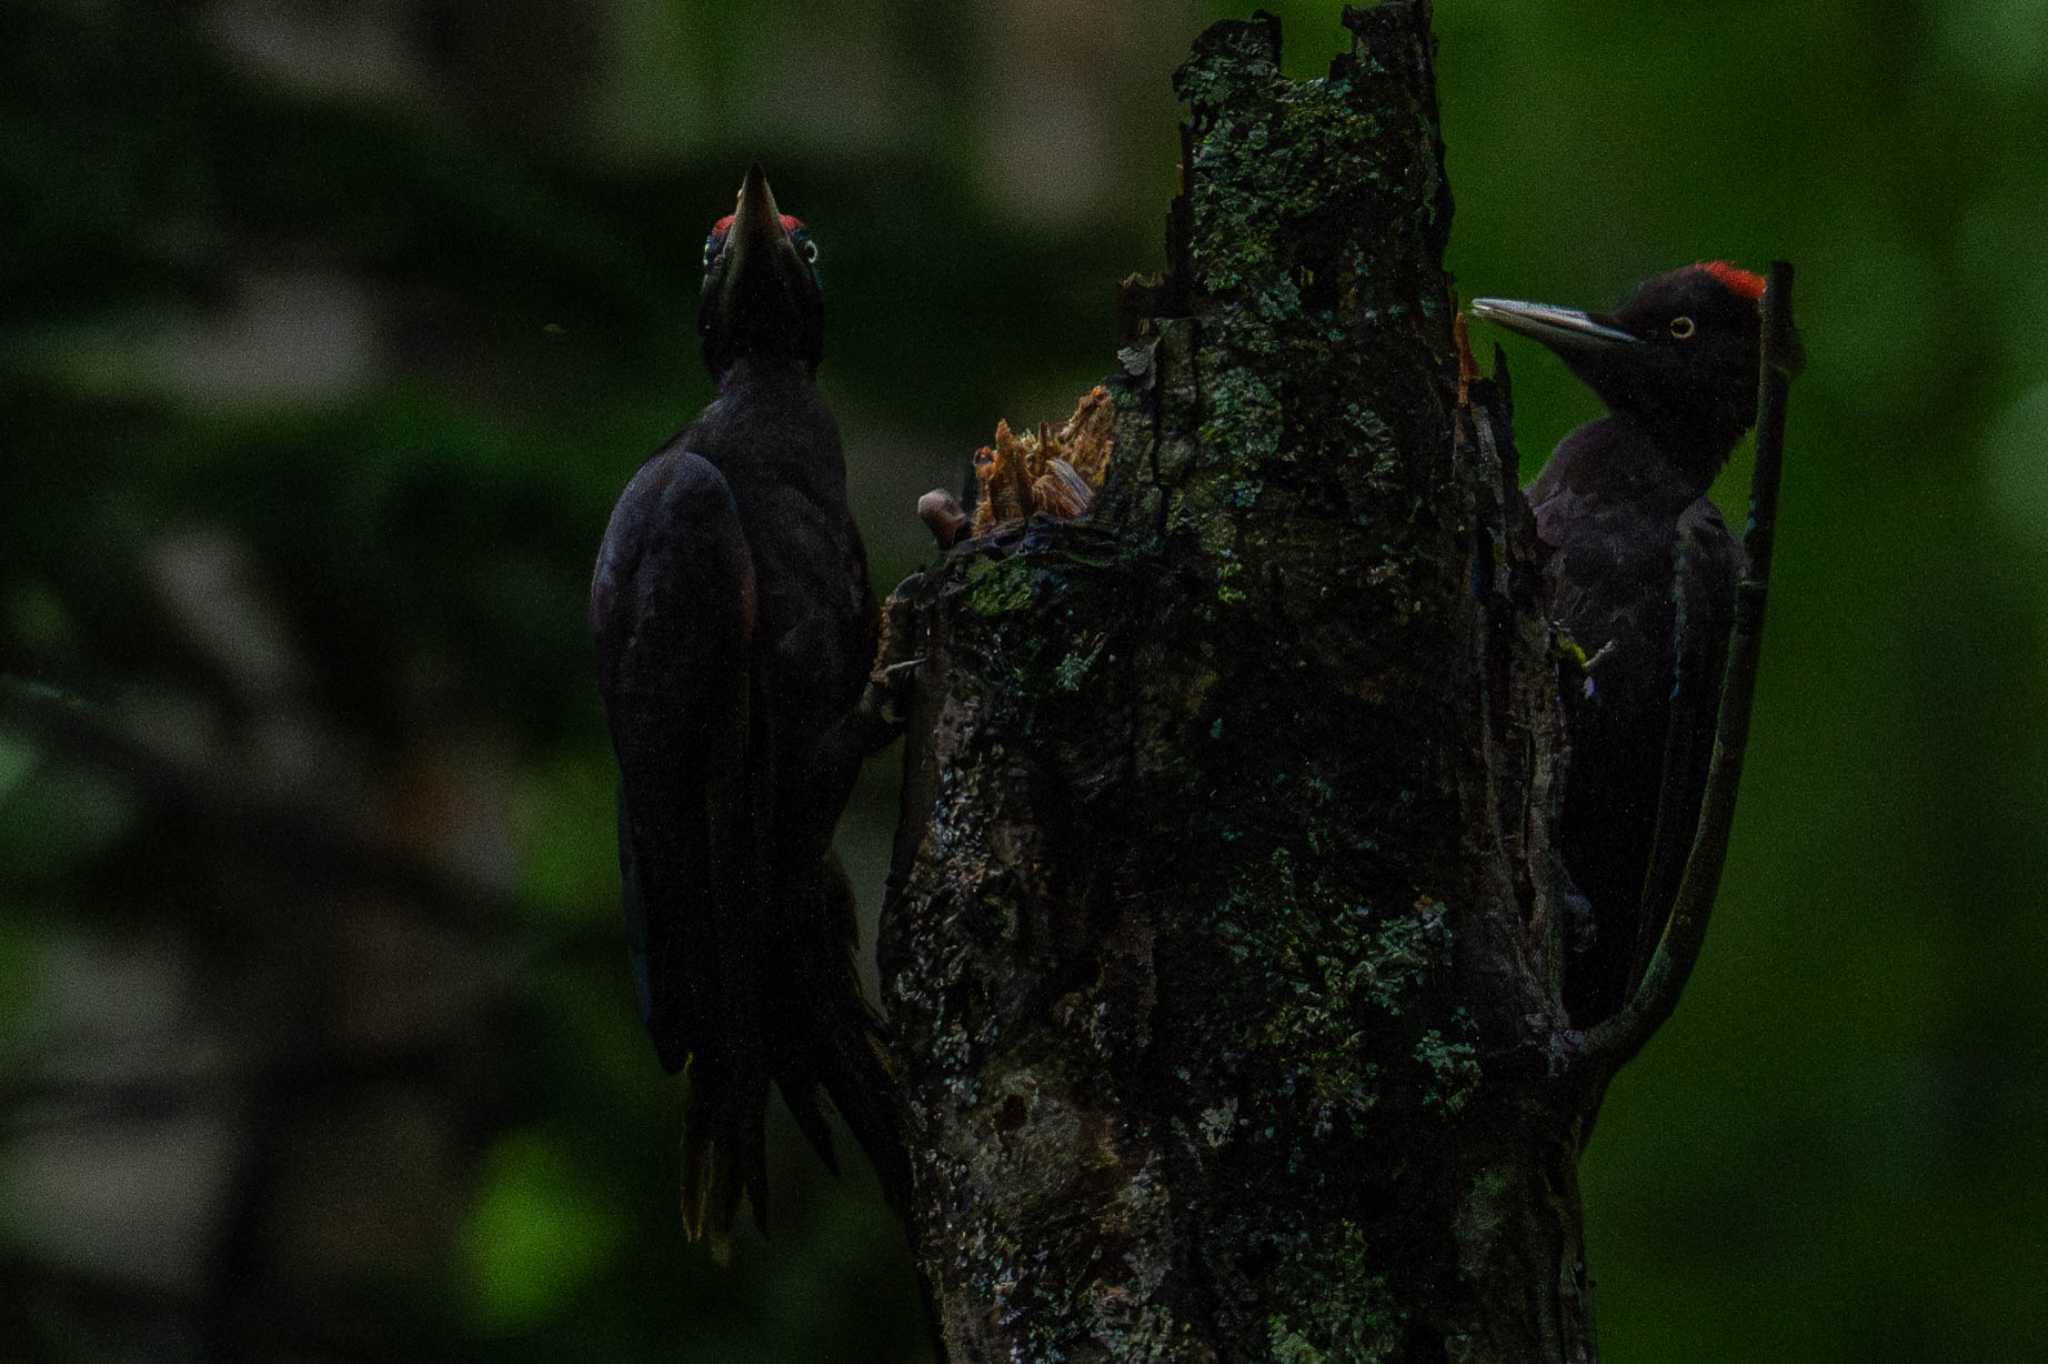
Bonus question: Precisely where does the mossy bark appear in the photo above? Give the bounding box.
[878,10,1597,1361]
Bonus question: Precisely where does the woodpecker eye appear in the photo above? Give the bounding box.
[800,237,819,265]
[1669,315,1696,339]
[703,236,719,269]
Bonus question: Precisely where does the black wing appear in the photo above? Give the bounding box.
[1628,497,1744,985]
[1531,478,1685,1024]
[590,447,768,1243]
[718,460,905,1205]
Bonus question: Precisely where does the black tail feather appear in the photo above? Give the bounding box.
[816,1011,910,1210]
[679,1056,769,1257]
[804,859,910,1209]
[676,856,907,1255]
[783,1081,841,1176]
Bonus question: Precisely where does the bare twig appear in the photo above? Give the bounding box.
[1584,259,1798,1071]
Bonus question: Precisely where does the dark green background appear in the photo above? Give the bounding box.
[3,2,2040,1359]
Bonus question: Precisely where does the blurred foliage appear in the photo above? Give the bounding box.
[2,0,2043,1359]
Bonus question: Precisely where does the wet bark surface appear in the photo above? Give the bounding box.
[876,9,1599,1361]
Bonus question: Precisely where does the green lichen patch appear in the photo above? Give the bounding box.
[1264,1221,1405,1364]
[965,554,1036,617]
[1205,852,1462,1149]
[1413,1009,1482,1118]
[1361,898,1450,1012]
[1054,632,1108,692]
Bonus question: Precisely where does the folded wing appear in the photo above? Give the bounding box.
[590,447,768,1243]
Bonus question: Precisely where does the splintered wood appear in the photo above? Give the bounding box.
[972,385,1116,534]
[1454,310,1478,408]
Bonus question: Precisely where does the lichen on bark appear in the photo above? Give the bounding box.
[878,8,1595,1361]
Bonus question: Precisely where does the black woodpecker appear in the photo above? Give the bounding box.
[1471,262,1766,1027]
[590,164,900,1249]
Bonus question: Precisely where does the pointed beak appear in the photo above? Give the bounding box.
[701,161,822,374]
[1469,297,1640,351]
[721,162,803,308]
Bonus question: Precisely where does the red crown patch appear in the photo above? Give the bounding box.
[1696,260,1767,301]
[711,213,804,236]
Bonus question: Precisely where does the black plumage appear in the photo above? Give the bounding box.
[1472,262,1765,1026]
[590,165,898,1248]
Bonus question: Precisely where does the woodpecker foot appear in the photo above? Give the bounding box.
[865,658,925,727]
[1547,1026,1588,1078]
[1550,627,1615,675]
[850,579,928,750]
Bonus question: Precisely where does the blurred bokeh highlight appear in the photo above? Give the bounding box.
[3,1,2042,1359]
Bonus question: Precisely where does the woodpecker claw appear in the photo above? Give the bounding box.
[855,656,925,733]
[1550,627,1616,675]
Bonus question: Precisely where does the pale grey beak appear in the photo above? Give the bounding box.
[1469,297,1640,349]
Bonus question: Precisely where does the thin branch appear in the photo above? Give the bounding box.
[1583,259,1799,1071]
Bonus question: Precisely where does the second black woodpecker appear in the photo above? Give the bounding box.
[1472,262,1766,1026]
[590,164,902,1250]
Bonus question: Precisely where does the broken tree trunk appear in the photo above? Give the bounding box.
[877,9,1600,1360]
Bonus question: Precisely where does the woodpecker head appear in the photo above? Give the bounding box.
[1471,262,1767,464]
[699,163,823,379]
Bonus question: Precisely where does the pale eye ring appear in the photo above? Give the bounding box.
[1669,315,1697,339]
[703,238,717,268]
[801,238,820,265]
